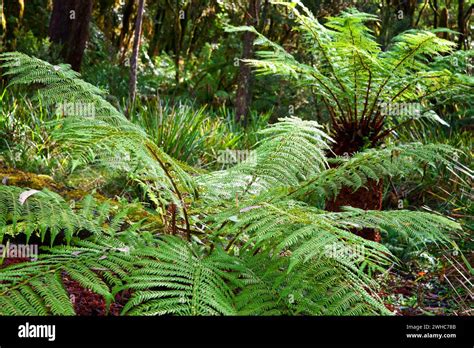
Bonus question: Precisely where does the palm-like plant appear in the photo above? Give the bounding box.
[227,1,468,155]
[226,2,472,233]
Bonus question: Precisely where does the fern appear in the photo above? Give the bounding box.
[290,143,461,203]
[327,207,458,247]
[0,52,197,233]
[197,117,332,201]
[227,1,464,152]
[0,234,243,316]
[119,236,239,316]
[0,52,123,122]
[0,186,93,244]
[0,236,136,315]
[0,186,141,245]
[0,49,465,317]
[236,252,389,315]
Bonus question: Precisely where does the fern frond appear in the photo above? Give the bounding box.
[198,117,332,201]
[119,236,239,316]
[0,186,145,245]
[0,186,96,244]
[0,52,123,122]
[235,247,390,315]
[291,143,460,202]
[0,237,136,315]
[327,207,459,247]
[0,52,197,219]
[210,196,460,314]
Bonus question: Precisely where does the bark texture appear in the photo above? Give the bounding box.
[235,0,260,125]
[127,0,145,116]
[49,0,93,71]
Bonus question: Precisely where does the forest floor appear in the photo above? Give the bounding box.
[379,255,473,316]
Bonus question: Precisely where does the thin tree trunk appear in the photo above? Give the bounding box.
[235,0,260,126]
[438,7,449,39]
[432,0,439,28]
[457,0,465,49]
[3,0,22,51]
[127,0,145,117]
[173,0,185,86]
[149,8,165,57]
[49,0,93,72]
[118,0,134,48]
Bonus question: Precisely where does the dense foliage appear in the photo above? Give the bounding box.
[0,0,472,316]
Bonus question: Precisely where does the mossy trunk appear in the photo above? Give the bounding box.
[326,140,383,242]
[325,178,383,242]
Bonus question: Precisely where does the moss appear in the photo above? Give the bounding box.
[0,166,165,230]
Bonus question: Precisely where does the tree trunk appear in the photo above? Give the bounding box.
[3,0,22,51]
[457,0,465,49]
[149,8,165,57]
[49,0,93,72]
[325,143,383,242]
[118,0,134,49]
[173,1,183,85]
[127,0,145,117]
[438,8,449,39]
[395,0,417,29]
[235,0,260,126]
[432,0,439,28]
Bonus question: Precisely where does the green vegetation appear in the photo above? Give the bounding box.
[0,0,472,316]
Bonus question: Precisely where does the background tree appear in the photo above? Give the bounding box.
[49,0,93,71]
[235,0,260,125]
[127,0,145,116]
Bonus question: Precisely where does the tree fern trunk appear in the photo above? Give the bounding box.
[325,178,383,242]
[326,141,383,242]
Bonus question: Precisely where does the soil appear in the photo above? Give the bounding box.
[62,271,131,316]
[1,257,131,315]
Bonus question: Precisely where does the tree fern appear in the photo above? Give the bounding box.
[226,1,466,153]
